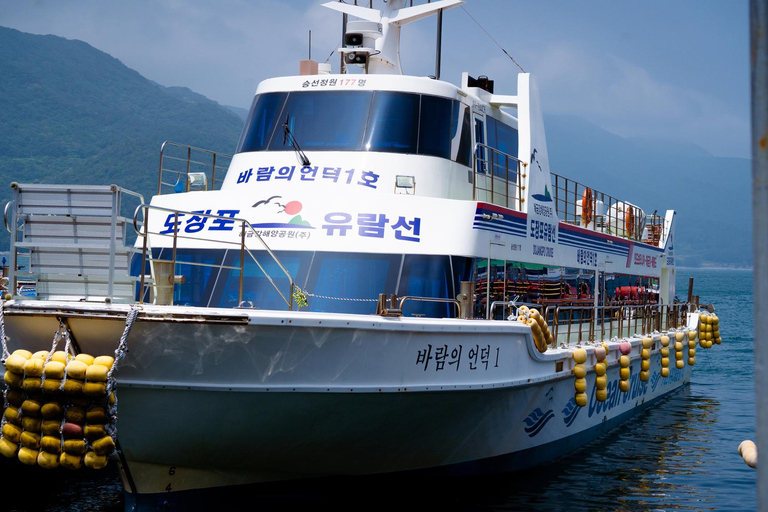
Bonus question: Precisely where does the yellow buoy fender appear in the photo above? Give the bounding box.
[661,367,670,378]
[595,375,607,389]
[84,451,109,470]
[41,419,62,436]
[575,392,588,407]
[83,382,107,397]
[22,358,44,377]
[21,416,42,433]
[86,407,108,424]
[575,379,587,393]
[641,359,650,371]
[84,424,107,442]
[6,389,24,407]
[1,422,23,443]
[21,399,43,418]
[85,365,109,383]
[640,370,650,382]
[19,431,41,450]
[574,365,587,379]
[41,402,64,419]
[0,437,19,458]
[3,370,23,388]
[43,361,66,379]
[63,439,87,455]
[620,367,630,380]
[93,356,115,369]
[619,380,630,392]
[50,351,68,364]
[65,406,86,425]
[675,332,685,342]
[31,350,49,360]
[37,449,60,469]
[65,360,88,380]
[60,452,83,470]
[42,378,63,394]
[74,353,95,365]
[4,353,30,374]
[21,377,42,392]
[595,388,608,402]
[17,446,39,466]
[41,435,62,454]
[573,349,587,364]
[4,406,20,425]
[92,435,116,456]
[63,379,84,395]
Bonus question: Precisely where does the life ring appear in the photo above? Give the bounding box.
[581,188,593,226]
[625,205,635,237]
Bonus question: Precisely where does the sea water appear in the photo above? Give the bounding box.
[2,268,757,511]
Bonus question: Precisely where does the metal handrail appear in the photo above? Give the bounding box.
[132,204,296,310]
[545,302,690,347]
[397,296,462,317]
[157,141,232,195]
[472,144,524,211]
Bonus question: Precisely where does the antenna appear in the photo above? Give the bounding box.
[308,30,312,60]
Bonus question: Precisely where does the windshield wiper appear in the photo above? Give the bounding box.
[283,115,310,166]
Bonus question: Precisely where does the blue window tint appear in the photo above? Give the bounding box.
[398,255,454,317]
[364,92,419,153]
[237,93,287,152]
[268,91,372,151]
[309,253,398,314]
[220,253,303,310]
[418,95,452,159]
[453,102,472,167]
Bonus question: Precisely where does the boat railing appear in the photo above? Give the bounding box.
[398,296,462,317]
[545,302,690,347]
[472,144,523,211]
[156,141,231,195]
[549,173,667,245]
[132,204,298,309]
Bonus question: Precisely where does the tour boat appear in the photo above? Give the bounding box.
[0,0,720,508]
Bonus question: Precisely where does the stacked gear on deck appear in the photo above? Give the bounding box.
[0,304,139,470]
[516,305,552,353]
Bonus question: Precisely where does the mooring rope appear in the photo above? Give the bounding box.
[0,301,9,363]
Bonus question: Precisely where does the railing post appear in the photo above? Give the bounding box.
[239,221,245,305]
[186,147,192,192]
[211,153,216,191]
[139,207,149,304]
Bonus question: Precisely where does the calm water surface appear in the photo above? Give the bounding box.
[4,268,756,511]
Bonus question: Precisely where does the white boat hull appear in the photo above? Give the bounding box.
[1,301,693,501]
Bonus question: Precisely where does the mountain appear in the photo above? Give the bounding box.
[0,26,750,267]
[0,26,244,246]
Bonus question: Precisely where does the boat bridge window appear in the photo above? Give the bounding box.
[237,91,472,165]
[136,249,472,318]
[486,116,519,177]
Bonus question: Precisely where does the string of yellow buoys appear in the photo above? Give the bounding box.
[1,349,117,470]
[570,310,724,407]
[516,305,552,353]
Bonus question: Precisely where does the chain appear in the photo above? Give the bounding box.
[0,300,8,363]
[302,291,378,303]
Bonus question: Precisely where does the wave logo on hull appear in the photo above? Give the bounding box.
[561,398,581,427]
[251,195,313,229]
[529,149,552,202]
[522,407,555,437]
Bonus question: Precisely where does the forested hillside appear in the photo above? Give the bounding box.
[0,26,244,247]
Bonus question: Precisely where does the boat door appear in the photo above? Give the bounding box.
[473,109,491,202]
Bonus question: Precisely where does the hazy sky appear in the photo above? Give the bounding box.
[0,0,750,158]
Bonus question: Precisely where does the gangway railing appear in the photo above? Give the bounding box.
[157,142,231,195]
[133,204,298,310]
[469,144,667,245]
[472,144,524,211]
